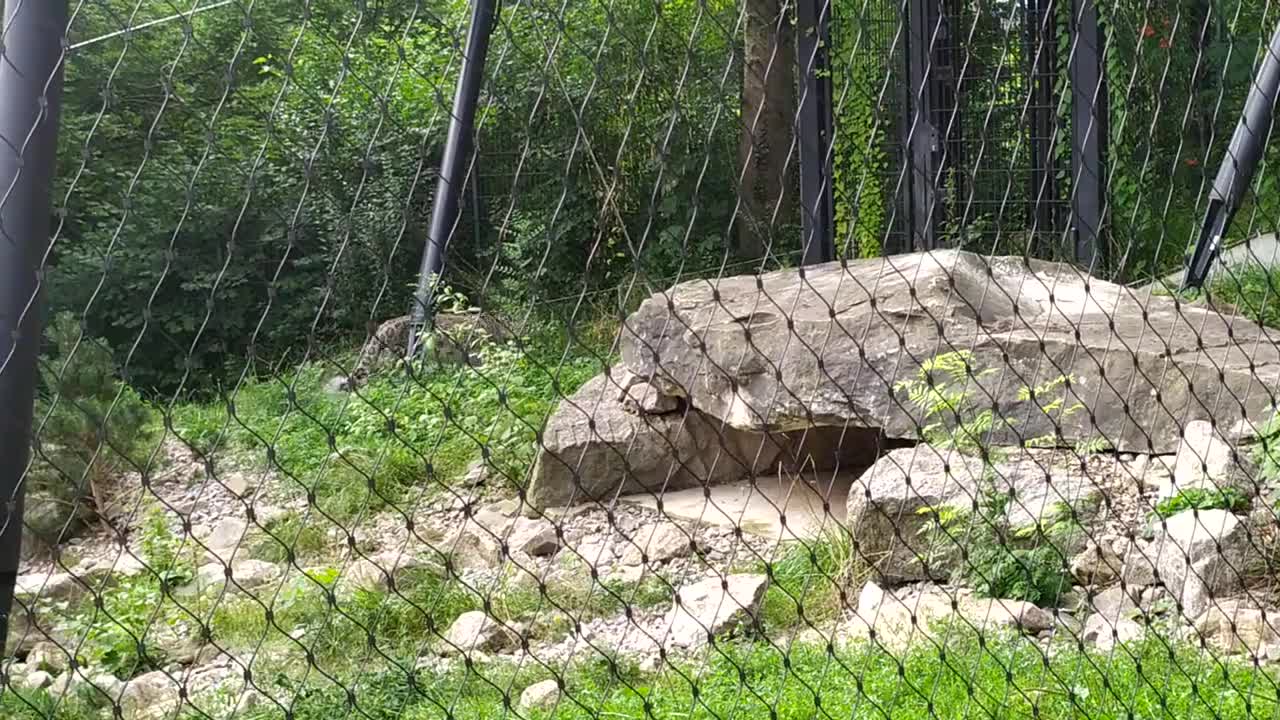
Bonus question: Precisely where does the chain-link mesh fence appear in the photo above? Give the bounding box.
[4,1,1280,719]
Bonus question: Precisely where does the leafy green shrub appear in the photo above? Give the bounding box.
[1154,487,1250,518]
[960,492,1080,606]
[894,351,1000,453]
[27,312,155,544]
[138,505,196,584]
[920,480,1084,606]
[895,350,1092,455]
[56,509,194,676]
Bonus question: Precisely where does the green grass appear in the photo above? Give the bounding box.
[0,686,101,720]
[757,530,859,631]
[207,561,677,664]
[1205,262,1280,330]
[209,564,480,664]
[169,341,600,521]
[1154,487,1250,519]
[247,510,331,563]
[1155,262,1280,331]
[214,630,1280,720]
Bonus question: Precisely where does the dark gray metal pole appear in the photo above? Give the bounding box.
[1184,20,1280,290]
[0,0,69,656]
[797,0,835,265]
[1028,0,1060,252]
[1070,0,1106,271]
[407,0,496,357]
[906,0,942,251]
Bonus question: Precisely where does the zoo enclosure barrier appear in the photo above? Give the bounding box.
[2,2,1280,720]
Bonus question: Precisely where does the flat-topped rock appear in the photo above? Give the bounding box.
[620,250,1280,453]
[529,372,887,509]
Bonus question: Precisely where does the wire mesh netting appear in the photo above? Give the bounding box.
[3,1,1280,720]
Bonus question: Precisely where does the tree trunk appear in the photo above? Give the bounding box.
[738,0,796,261]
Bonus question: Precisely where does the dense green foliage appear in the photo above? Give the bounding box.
[958,492,1080,606]
[54,0,743,395]
[49,0,1280,396]
[28,313,155,544]
[1101,0,1280,277]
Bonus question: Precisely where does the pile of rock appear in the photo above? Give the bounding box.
[523,250,1280,660]
[528,250,1280,510]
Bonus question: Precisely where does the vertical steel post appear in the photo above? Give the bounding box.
[0,0,69,655]
[408,0,496,356]
[797,0,836,265]
[906,0,942,250]
[1184,20,1280,289]
[1028,0,1060,253]
[1070,0,1106,271]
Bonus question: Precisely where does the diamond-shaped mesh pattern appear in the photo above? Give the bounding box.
[3,1,1280,720]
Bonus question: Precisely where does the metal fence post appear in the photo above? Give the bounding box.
[0,0,69,655]
[1070,0,1106,271]
[1028,0,1060,253]
[905,0,942,251]
[1184,20,1280,289]
[407,0,496,356]
[797,0,836,265]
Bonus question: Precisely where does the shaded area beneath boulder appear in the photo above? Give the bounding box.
[621,471,860,541]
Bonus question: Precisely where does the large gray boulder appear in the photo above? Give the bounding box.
[528,373,886,508]
[621,250,1280,454]
[528,374,762,508]
[1153,509,1262,619]
[846,445,1099,582]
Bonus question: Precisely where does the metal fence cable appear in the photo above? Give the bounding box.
[5,2,1280,720]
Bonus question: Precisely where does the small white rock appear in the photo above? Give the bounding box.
[856,580,886,614]
[619,523,694,566]
[519,679,561,712]
[22,670,54,691]
[1082,612,1144,651]
[223,472,256,498]
[201,516,249,559]
[665,574,769,649]
[1168,420,1243,497]
[441,611,518,656]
